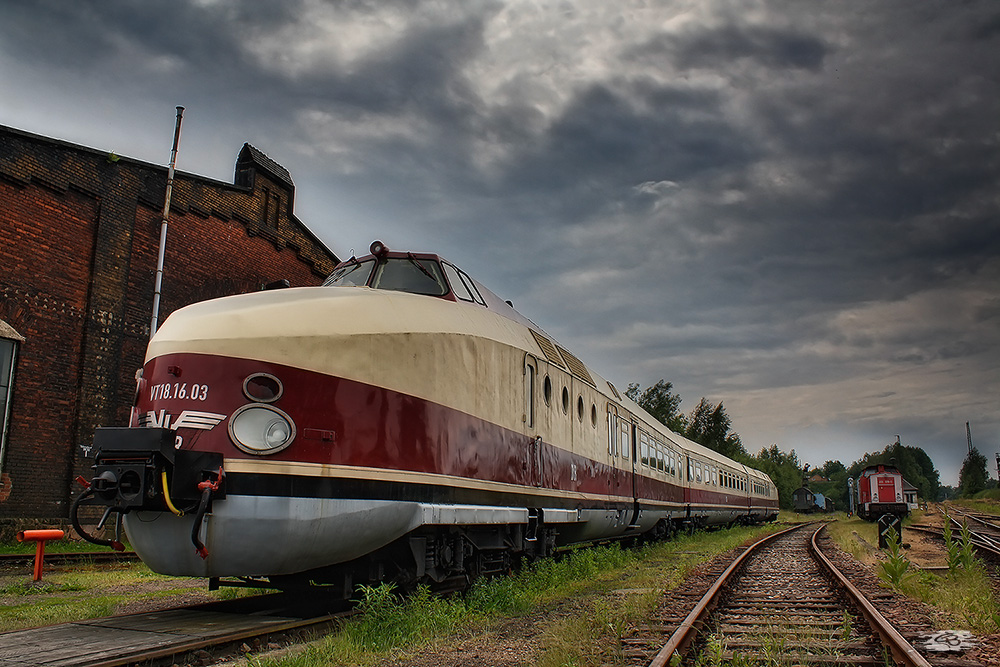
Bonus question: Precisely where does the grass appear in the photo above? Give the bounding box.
[247,524,781,667]
[0,538,130,556]
[950,493,1000,514]
[0,559,211,632]
[826,508,1000,635]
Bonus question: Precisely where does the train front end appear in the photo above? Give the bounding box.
[70,282,474,582]
[856,464,909,520]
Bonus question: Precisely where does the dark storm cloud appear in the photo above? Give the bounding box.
[2,0,998,484]
[1,0,297,75]
[629,23,830,71]
[511,81,757,188]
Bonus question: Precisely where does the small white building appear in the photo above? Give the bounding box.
[902,479,919,510]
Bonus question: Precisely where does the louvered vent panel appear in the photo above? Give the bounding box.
[556,345,595,387]
[529,330,565,368]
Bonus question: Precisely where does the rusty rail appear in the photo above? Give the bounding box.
[648,522,932,667]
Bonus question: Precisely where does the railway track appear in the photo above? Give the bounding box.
[625,523,951,667]
[943,506,1000,554]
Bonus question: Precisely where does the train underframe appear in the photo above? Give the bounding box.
[72,426,774,597]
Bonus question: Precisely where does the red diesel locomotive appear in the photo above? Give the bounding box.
[856,463,909,520]
[72,241,778,593]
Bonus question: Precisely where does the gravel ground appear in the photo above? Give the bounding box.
[371,520,998,667]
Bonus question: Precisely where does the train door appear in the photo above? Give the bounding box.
[606,405,633,503]
[607,404,618,500]
[618,412,632,502]
[524,355,542,487]
[628,421,640,526]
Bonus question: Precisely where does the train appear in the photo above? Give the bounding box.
[855,463,909,520]
[792,487,830,514]
[72,241,778,594]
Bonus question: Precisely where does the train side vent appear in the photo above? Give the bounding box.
[556,345,595,387]
[530,330,566,369]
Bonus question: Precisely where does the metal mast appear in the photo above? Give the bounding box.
[149,106,185,339]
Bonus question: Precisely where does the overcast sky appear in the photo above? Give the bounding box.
[2,0,998,486]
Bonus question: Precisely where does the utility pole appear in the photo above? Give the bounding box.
[149,106,185,339]
[966,421,973,454]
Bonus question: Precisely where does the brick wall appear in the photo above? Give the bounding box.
[0,125,340,518]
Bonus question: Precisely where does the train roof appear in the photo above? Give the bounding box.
[859,463,902,476]
[321,242,774,487]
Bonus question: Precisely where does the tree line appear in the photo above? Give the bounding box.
[624,379,994,509]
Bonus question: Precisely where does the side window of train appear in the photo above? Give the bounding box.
[458,267,487,306]
[607,407,617,457]
[619,420,630,460]
[443,263,475,302]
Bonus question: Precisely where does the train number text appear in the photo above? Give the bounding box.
[149,382,210,402]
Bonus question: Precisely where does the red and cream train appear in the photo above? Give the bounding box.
[73,242,778,592]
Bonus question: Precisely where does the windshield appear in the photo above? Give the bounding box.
[322,259,374,287]
[371,257,448,296]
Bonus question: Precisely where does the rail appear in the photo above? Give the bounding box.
[647,522,932,667]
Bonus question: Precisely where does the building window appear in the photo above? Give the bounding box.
[261,188,280,228]
[0,336,19,474]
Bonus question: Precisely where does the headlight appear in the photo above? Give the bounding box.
[228,404,296,455]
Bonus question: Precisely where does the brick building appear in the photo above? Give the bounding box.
[0,125,340,521]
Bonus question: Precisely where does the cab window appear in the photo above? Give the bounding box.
[323,259,374,287]
[371,257,448,296]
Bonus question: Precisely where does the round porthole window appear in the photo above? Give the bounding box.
[243,373,283,403]
[543,375,552,406]
[591,404,598,427]
[577,396,584,421]
[561,387,569,414]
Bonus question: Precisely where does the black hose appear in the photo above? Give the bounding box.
[70,488,125,551]
[191,486,213,559]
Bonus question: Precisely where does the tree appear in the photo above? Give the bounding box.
[684,398,747,459]
[822,460,847,478]
[625,380,686,432]
[958,448,989,497]
[746,444,802,510]
[812,460,851,511]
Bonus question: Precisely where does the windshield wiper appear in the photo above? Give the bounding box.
[407,253,436,281]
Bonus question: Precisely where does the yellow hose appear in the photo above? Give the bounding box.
[161,470,185,516]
